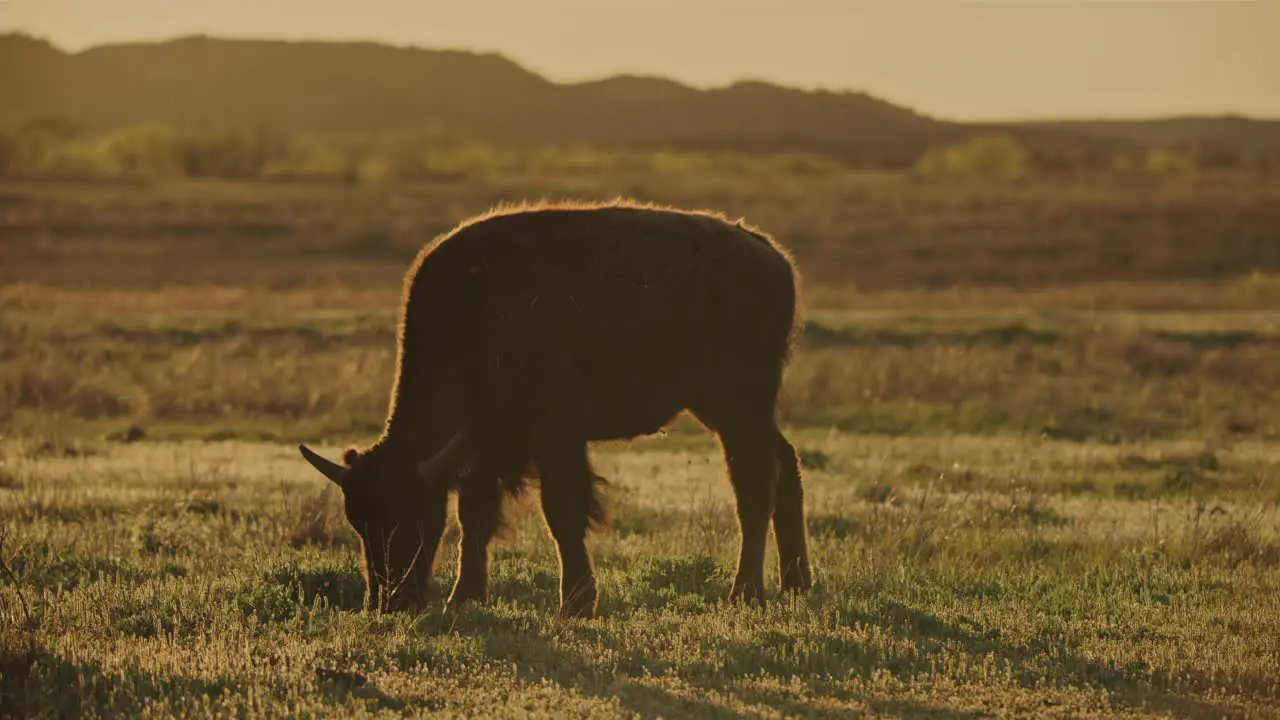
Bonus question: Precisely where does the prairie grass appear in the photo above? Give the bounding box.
[3,170,1279,292]
[4,281,1278,444]
[2,171,1279,717]
[1,439,1278,717]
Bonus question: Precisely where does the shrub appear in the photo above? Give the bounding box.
[101,123,183,177]
[916,134,1029,180]
[1144,148,1196,175]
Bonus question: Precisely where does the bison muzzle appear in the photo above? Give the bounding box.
[299,200,813,618]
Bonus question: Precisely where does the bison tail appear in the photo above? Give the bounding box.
[586,471,610,530]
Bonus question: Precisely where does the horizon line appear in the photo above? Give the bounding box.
[3,28,1277,125]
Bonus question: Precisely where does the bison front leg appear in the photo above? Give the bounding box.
[448,476,502,609]
[535,441,599,619]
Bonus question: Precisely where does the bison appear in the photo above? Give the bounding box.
[298,199,813,618]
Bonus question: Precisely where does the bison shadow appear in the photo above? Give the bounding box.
[240,553,1257,718]
[1,647,425,717]
[418,591,1255,720]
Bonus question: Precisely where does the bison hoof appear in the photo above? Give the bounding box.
[559,583,598,619]
[728,583,767,607]
[445,595,486,615]
[558,603,596,620]
[780,562,813,594]
[446,582,487,609]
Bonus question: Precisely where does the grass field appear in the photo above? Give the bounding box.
[2,168,1279,718]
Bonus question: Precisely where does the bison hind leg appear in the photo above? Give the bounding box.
[690,380,794,606]
[717,422,780,606]
[773,428,813,594]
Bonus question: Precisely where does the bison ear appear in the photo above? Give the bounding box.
[342,448,360,467]
[416,431,470,481]
[299,444,349,488]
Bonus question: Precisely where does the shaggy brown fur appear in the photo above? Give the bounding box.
[300,198,813,617]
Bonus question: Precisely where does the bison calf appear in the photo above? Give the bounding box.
[299,200,813,618]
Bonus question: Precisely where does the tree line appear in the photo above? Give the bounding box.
[0,117,1268,183]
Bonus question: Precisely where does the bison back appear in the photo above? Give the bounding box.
[404,204,798,437]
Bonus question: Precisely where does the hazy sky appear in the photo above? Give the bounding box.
[3,0,1278,120]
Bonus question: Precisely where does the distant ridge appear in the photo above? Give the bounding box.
[3,33,1277,166]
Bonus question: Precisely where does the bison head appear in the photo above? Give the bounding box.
[297,432,472,613]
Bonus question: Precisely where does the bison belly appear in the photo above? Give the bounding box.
[507,295,708,441]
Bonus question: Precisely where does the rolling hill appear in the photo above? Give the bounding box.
[2,33,1277,167]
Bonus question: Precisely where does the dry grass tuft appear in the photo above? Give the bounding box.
[288,485,352,549]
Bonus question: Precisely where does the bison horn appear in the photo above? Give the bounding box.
[416,431,470,479]
[299,444,349,487]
